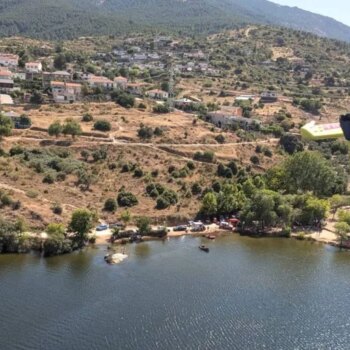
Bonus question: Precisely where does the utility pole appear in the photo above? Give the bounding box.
[168,62,174,111]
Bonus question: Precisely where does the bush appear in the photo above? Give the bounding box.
[104,198,117,212]
[153,104,170,114]
[250,155,260,165]
[138,125,154,139]
[156,189,178,209]
[94,120,111,132]
[9,146,24,156]
[134,168,144,178]
[82,113,93,122]
[43,173,55,184]
[193,151,215,163]
[191,183,202,195]
[187,161,195,170]
[115,93,135,108]
[215,134,225,144]
[117,191,138,207]
[52,203,63,215]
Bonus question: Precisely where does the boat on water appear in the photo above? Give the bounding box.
[206,235,216,240]
[199,245,209,252]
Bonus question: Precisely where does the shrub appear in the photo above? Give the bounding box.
[134,168,144,178]
[52,203,63,215]
[117,191,138,207]
[153,104,170,113]
[9,146,24,156]
[104,198,117,212]
[94,120,111,132]
[138,125,154,139]
[250,155,260,165]
[215,134,225,144]
[115,93,135,108]
[82,113,93,122]
[187,161,195,170]
[193,151,215,163]
[43,173,55,184]
[191,183,202,195]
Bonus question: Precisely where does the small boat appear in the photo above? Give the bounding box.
[206,235,216,240]
[199,245,209,252]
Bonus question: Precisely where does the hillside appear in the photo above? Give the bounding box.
[0,0,349,41]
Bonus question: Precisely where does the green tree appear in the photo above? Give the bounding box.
[48,121,63,137]
[0,114,13,140]
[136,216,151,236]
[46,223,65,236]
[120,210,131,226]
[201,192,218,216]
[30,91,44,104]
[94,120,111,132]
[68,209,96,246]
[335,222,350,248]
[267,151,345,197]
[104,198,117,212]
[62,119,82,139]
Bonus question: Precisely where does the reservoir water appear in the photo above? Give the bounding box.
[1,235,350,350]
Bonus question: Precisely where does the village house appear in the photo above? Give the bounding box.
[0,69,12,80]
[207,108,261,130]
[127,82,147,96]
[114,76,128,90]
[0,94,14,105]
[43,71,72,87]
[0,53,19,67]
[87,75,114,90]
[50,81,82,103]
[0,78,14,93]
[260,91,278,103]
[146,89,169,100]
[25,61,42,73]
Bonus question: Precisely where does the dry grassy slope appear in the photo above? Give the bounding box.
[1,102,281,229]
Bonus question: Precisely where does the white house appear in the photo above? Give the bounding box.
[87,75,114,90]
[25,61,42,73]
[146,89,169,100]
[0,69,12,80]
[51,81,82,103]
[0,53,19,67]
[114,76,128,90]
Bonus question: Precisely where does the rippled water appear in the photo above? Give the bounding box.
[1,235,350,349]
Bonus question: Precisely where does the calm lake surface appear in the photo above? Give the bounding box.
[1,235,350,350]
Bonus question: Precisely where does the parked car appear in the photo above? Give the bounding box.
[219,221,233,230]
[173,225,188,232]
[109,222,125,229]
[96,224,109,231]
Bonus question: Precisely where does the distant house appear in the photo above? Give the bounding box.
[207,109,261,130]
[87,75,114,90]
[146,89,169,100]
[114,76,128,90]
[174,98,195,108]
[50,81,82,103]
[0,94,14,105]
[0,69,12,80]
[127,82,147,96]
[0,78,14,93]
[260,91,278,103]
[43,71,72,87]
[235,95,256,102]
[0,53,19,67]
[25,61,42,73]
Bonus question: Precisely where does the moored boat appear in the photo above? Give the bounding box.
[199,245,209,252]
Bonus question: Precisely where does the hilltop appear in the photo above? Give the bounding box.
[0,0,350,41]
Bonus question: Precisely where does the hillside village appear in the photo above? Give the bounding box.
[1,26,350,250]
